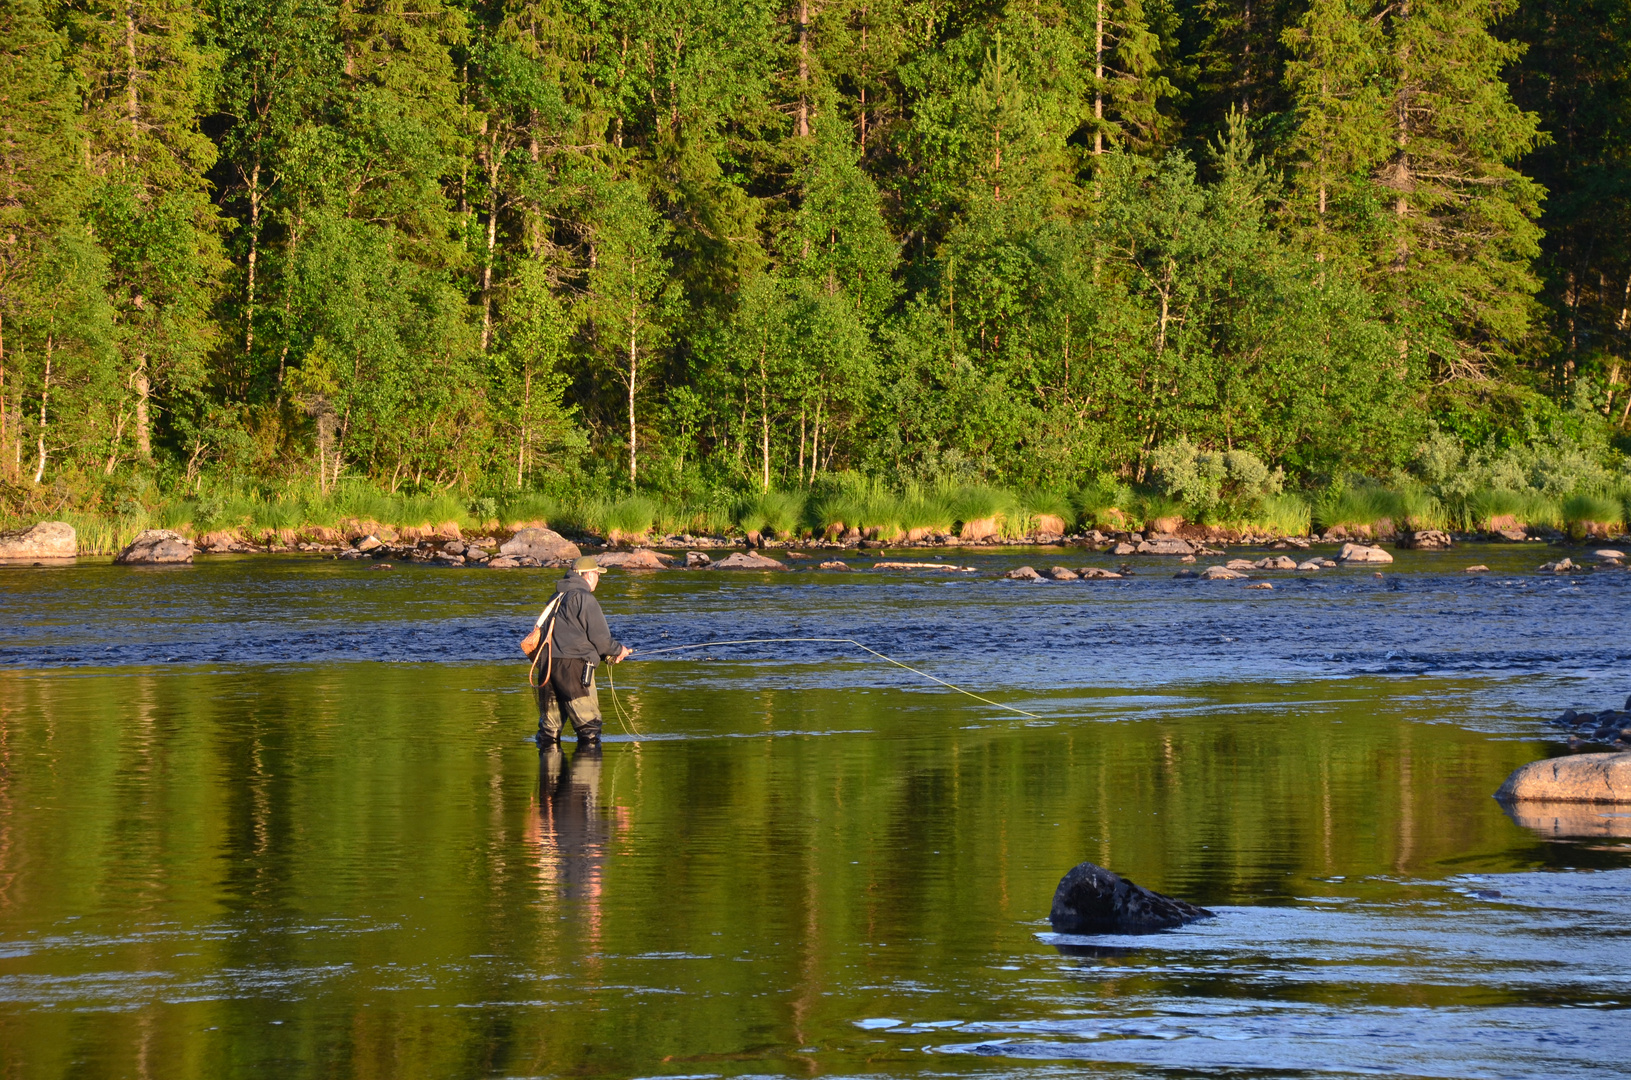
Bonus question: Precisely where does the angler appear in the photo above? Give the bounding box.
[522,556,632,747]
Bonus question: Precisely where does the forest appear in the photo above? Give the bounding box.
[2,0,1630,540]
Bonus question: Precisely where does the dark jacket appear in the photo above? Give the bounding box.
[548,572,622,660]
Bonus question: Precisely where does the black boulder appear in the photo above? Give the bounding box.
[1049,862,1214,935]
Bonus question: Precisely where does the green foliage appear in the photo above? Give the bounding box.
[1149,439,1285,520]
[0,0,1621,511]
[735,491,806,536]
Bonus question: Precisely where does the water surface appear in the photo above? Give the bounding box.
[2,546,1628,1077]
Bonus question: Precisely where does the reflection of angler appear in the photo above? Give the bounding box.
[521,556,633,747]
[537,744,610,901]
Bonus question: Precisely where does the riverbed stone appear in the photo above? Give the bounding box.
[1135,536,1193,556]
[0,521,76,561]
[1076,567,1123,579]
[1496,752,1631,804]
[1005,565,1043,581]
[1538,557,1576,572]
[1337,542,1393,564]
[1254,555,1299,570]
[1110,542,1136,556]
[685,551,711,568]
[1200,565,1247,580]
[1042,566,1079,580]
[819,560,850,570]
[1465,564,1490,572]
[1296,558,1323,571]
[1593,549,1624,561]
[499,527,580,562]
[1401,529,1453,550]
[710,551,787,570]
[1225,558,1256,570]
[1049,861,1213,935]
[114,529,194,564]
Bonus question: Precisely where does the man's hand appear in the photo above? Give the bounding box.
[612,645,632,663]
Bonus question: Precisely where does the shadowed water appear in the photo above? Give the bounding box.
[1,546,1628,1077]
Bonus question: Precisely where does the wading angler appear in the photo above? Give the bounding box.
[523,556,632,747]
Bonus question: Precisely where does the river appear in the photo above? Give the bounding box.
[2,545,1628,1078]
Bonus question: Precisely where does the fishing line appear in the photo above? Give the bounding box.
[603,662,645,741]
[627,637,1043,720]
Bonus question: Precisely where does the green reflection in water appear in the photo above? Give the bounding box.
[0,663,1612,1078]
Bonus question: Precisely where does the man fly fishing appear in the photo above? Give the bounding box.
[524,555,632,747]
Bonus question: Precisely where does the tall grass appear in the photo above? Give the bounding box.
[1561,491,1624,535]
[1313,484,1405,531]
[736,490,806,535]
[1459,487,1562,530]
[1254,493,1312,536]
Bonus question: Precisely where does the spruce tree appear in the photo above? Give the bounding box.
[68,0,225,467]
[1378,0,1543,379]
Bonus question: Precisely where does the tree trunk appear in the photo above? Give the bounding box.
[759,335,770,493]
[245,158,260,359]
[518,363,531,487]
[134,351,151,460]
[277,213,303,387]
[1392,0,1412,271]
[1094,0,1104,156]
[797,0,810,138]
[33,336,50,484]
[627,303,638,485]
[808,394,822,485]
[480,129,500,352]
[0,310,7,477]
[125,3,139,150]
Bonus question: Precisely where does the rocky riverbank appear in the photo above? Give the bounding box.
[3,518,1629,572]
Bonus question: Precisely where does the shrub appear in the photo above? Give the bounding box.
[1149,439,1284,519]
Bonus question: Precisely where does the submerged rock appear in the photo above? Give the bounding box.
[0,521,76,561]
[1049,862,1214,935]
[499,527,580,563]
[1496,752,1631,804]
[1337,542,1393,564]
[1075,567,1122,579]
[114,529,194,564]
[818,559,851,570]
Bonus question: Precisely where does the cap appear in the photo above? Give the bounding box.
[572,555,602,572]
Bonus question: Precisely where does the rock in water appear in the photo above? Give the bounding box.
[499,527,580,563]
[1005,565,1043,581]
[595,549,672,569]
[0,521,76,561]
[1401,529,1453,550]
[1496,752,1631,803]
[114,529,194,564]
[1049,862,1214,935]
[1200,565,1246,580]
[1337,542,1393,564]
[709,551,786,570]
